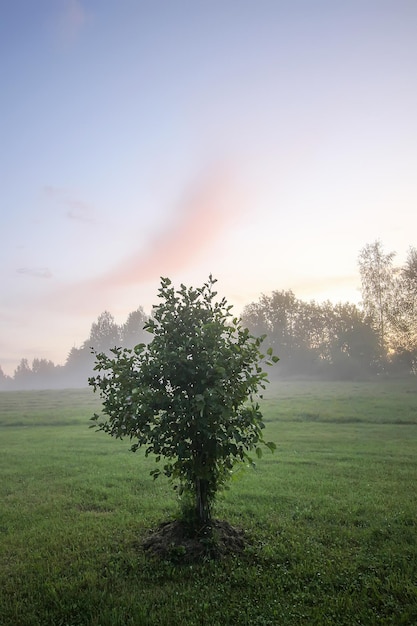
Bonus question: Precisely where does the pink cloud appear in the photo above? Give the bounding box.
[93,165,243,290]
[40,165,245,315]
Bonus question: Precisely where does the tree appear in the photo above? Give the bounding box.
[0,365,11,391]
[389,247,417,373]
[254,290,299,360]
[63,346,95,387]
[402,246,417,288]
[32,358,56,376]
[89,276,277,527]
[242,291,313,376]
[87,311,121,354]
[29,358,58,389]
[121,307,148,349]
[358,240,396,365]
[13,358,32,388]
[324,302,380,378]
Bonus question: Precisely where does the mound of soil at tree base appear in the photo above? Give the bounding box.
[142,519,245,563]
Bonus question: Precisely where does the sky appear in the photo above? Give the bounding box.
[1,0,417,376]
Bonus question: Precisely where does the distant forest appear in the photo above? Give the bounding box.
[1,241,416,390]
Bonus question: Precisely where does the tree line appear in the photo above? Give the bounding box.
[1,241,416,390]
[0,308,149,390]
[243,241,416,378]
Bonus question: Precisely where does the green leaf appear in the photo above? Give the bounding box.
[150,469,161,480]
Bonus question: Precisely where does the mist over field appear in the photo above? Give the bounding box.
[1,239,416,390]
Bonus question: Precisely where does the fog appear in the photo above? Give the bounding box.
[2,242,416,389]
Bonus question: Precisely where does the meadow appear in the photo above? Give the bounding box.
[0,380,416,625]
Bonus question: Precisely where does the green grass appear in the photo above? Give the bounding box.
[1,381,416,625]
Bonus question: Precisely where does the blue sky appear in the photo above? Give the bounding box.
[1,0,417,375]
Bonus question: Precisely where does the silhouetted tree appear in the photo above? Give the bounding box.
[0,365,11,390]
[31,358,58,389]
[13,358,32,388]
[32,358,56,376]
[324,302,380,378]
[242,291,314,375]
[242,291,380,379]
[63,346,94,387]
[87,311,121,354]
[121,307,148,348]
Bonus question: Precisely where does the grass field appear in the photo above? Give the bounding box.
[0,380,416,625]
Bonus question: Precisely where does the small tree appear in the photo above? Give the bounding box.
[89,276,277,527]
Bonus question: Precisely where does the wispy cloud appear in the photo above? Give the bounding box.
[17,267,53,279]
[43,186,95,223]
[43,185,65,199]
[65,201,95,223]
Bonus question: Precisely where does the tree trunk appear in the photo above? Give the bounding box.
[195,477,211,526]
